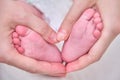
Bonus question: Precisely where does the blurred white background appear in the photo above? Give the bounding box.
[0,0,120,80]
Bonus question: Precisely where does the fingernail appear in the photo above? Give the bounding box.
[57,30,67,41]
[49,32,57,43]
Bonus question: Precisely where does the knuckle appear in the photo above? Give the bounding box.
[88,54,101,63]
[27,66,39,73]
[66,16,77,25]
[40,28,49,37]
[94,57,101,62]
[29,69,38,73]
[30,70,37,73]
[40,26,52,37]
[23,62,40,73]
[13,11,29,22]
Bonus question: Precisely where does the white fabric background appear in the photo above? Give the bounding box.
[0,0,120,80]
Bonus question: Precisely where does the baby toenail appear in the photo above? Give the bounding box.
[12,32,19,38]
[97,23,103,31]
[94,12,100,18]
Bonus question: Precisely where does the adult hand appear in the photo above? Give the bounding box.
[0,0,65,76]
[58,0,120,72]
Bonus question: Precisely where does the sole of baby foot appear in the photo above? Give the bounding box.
[12,25,62,63]
[62,8,103,62]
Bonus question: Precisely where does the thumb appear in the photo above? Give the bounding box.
[15,13,57,44]
[57,0,95,41]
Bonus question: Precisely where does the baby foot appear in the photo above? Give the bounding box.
[12,25,62,63]
[62,8,103,62]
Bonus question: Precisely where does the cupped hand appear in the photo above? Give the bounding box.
[0,0,65,76]
[58,0,120,72]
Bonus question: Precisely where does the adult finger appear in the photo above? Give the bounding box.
[3,49,66,76]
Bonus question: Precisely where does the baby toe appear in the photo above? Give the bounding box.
[93,29,101,39]
[14,45,20,49]
[13,38,21,45]
[18,47,25,54]
[94,12,100,18]
[12,32,19,38]
[94,17,102,24]
[15,25,28,37]
[96,23,103,31]
[80,8,95,20]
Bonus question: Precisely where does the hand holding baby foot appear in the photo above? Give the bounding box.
[65,8,103,72]
[0,0,65,76]
[1,0,120,76]
[62,0,120,72]
[11,4,102,74]
[62,8,103,62]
